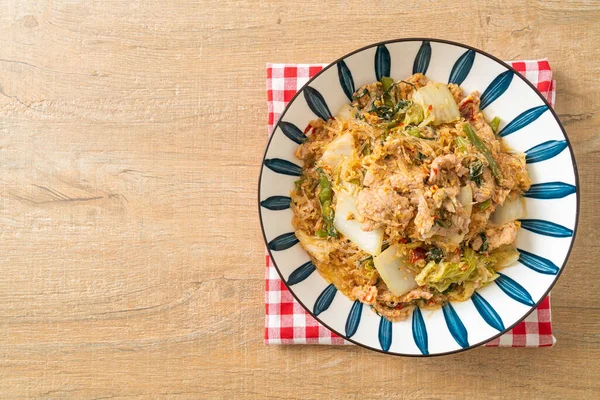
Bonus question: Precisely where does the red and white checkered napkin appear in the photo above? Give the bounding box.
[265,59,557,347]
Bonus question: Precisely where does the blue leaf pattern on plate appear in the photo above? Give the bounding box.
[518,249,559,275]
[448,50,475,85]
[375,45,391,81]
[287,261,316,286]
[520,219,573,238]
[378,317,392,352]
[260,196,291,210]
[524,182,576,199]
[412,307,429,355]
[413,41,431,75]
[442,302,469,348]
[313,284,337,316]
[480,70,514,110]
[495,273,535,306]
[304,86,332,121]
[345,300,363,338]
[498,105,548,137]
[471,292,505,332]
[525,140,568,163]
[264,158,302,176]
[337,61,355,101]
[268,232,298,251]
[279,121,306,144]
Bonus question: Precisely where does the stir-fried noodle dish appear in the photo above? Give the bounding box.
[291,73,531,321]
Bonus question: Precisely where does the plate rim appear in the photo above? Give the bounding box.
[257,37,580,357]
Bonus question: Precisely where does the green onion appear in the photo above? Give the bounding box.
[463,124,503,183]
[489,116,501,133]
[478,199,492,211]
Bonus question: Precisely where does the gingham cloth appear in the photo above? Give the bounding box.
[266,59,557,347]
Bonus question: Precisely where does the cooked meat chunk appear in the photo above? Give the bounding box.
[413,193,435,237]
[485,222,519,250]
[429,154,468,184]
[356,185,414,231]
[448,83,465,104]
[390,167,427,192]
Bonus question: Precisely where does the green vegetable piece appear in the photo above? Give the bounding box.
[407,127,421,138]
[426,247,444,263]
[361,142,372,156]
[469,160,484,186]
[455,137,469,152]
[478,233,489,253]
[463,123,503,183]
[400,80,417,89]
[381,240,390,252]
[478,199,492,211]
[403,103,424,126]
[317,170,337,237]
[315,229,327,238]
[489,116,501,133]
[415,260,476,292]
[380,76,394,91]
[359,255,374,265]
[434,219,452,228]
[352,88,369,100]
[393,99,410,114]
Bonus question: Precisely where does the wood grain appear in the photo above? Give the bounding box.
[0,0,598,398]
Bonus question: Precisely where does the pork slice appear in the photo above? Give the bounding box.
[355,185,414,231]
[429,154,468,183]
[485,221,519,250]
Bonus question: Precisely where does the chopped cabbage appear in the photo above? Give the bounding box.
[458,185,473,217]
[403,103,424,126]
[415,260,476,292]
[295,230,333,263]
[336,104,357,122]
[373,245,418,296]
[320,132,355,168]
[415,247,497,293]
[490,244,520,269]
[491,196,526,225]
[447,185,473,246]
[412,82,460,126]
[333,191,383,255]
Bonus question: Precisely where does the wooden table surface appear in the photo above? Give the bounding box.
[0,0,598,398]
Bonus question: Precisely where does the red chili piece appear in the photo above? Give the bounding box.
[303,123,312,135]
[409,247,427,263]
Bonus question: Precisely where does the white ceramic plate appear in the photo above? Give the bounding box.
[258,39,579,356]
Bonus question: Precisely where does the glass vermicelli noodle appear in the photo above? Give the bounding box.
[291,73,531,322]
